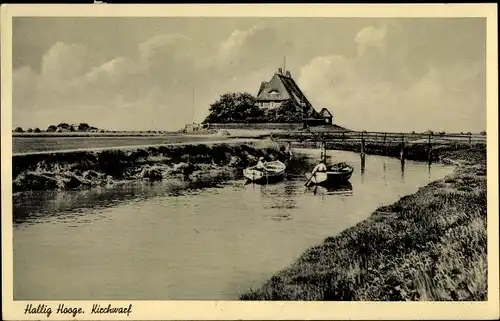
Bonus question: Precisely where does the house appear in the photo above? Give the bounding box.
[319,108,333,124]
[255,67,334,127]
[184,123,208,133]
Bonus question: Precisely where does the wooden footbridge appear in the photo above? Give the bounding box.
[270,129,487,164]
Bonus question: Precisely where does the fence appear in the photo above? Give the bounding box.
[271,130,487,145]
[207,123,304,131]
[270,130,487,164]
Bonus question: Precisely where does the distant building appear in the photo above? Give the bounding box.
[184,123,208,133]
[255,67,333,126]
[319,108,333,125]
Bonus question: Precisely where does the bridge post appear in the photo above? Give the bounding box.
[360,153,366,178]
[427,133,433,165]
[360,131,365,156]
[400,133,405,162]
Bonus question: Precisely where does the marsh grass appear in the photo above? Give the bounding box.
[241,146,487,301]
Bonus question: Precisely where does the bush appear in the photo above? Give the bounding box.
[33,128,41,133]
[14,127,24,133]
[27,128,33,133]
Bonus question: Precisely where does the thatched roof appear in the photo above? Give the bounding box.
[256,69,318,118]
[319,108,333,118]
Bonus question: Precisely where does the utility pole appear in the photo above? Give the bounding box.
[192,87,195,124]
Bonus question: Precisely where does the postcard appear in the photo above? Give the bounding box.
[1,3,498,320]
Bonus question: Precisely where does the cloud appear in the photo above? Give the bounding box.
[298,23,485,132]
[355,25,387,56]
[13,33,199,130]
[12,20,486,133]
[41,42,98,84]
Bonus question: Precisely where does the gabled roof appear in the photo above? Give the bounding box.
[256,70,318,118]
[257,81,268,96]
[319,108,333,118]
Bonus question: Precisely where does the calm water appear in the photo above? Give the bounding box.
[13,149,454,300]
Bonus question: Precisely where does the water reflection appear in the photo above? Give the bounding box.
[305,181,353,197]
[243,179,299,213]
[360,154,366,183]
[400,158,406,181]
[13,178,230,227]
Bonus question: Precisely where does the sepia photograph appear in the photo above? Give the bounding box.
[1,3,498,320]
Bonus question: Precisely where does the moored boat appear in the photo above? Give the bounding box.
[305,162,354,186]
[243,160,286,184]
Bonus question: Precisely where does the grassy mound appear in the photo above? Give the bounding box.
[13,142,290,192]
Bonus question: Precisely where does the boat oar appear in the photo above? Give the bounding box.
[304,172,315,187]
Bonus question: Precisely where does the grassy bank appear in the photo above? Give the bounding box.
[12,142,291,192]
[241,144,487,301]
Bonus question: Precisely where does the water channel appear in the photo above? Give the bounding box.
[13,148,454,300]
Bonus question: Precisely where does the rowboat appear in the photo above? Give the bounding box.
[305,162,354,186]
[243,160,286,184]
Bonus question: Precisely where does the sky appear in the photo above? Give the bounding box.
[12,17,486,132]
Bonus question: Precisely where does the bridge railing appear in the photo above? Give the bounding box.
[271,130,486,144]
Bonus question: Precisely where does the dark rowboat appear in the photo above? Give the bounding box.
[305,162,354,185]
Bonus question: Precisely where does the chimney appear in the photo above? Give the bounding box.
[286,71,291,78]
[278,68,283,75]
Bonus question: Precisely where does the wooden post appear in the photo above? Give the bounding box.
[400,133,405,162]
[468,132,472,145]
[383,132,387,145]
[427,132,433,165]
[360,153,366,176]
[361,131,365,156]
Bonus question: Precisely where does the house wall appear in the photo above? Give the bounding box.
[257,101,284,109]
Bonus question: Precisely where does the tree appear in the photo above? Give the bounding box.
[14,127,24,133]
[269,100,303,123]
[78,123,90,131]
[57,123,71,130]
[33,127,41,133]
[27,128,33,133]
[47,125,57,132]
[203,92,263,124]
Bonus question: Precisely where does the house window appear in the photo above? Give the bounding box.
[269,90,279,99]
[270,102,275,108]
